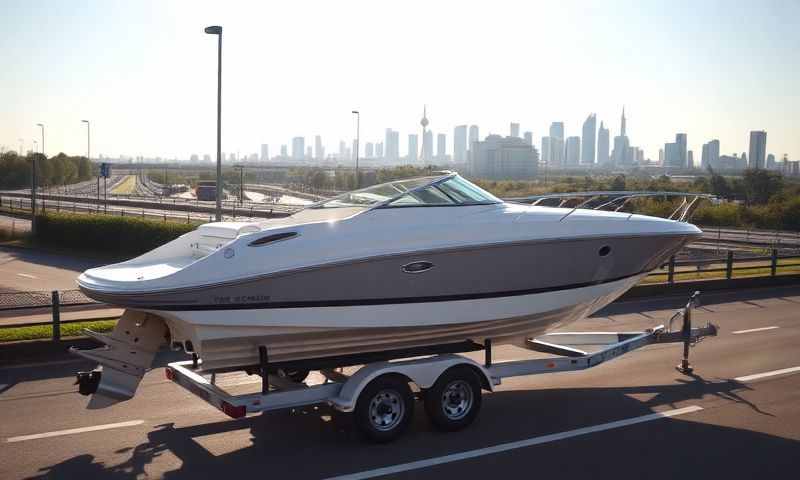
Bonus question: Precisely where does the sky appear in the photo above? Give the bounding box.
[1,0,798,162]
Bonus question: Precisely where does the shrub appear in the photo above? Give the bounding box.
[35,212,195,255]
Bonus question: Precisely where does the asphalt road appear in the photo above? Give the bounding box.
[0,286,798,479]
[0,246,102,293]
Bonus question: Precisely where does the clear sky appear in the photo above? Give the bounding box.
[1,0,798,162]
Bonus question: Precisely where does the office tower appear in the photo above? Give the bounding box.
[597,122,610,165]
[659,148,664,166]
[423,130,433,163]
[664,142,679,168]
[471,135,538,180]
[339,140,347,159]
[408,134,418,163]
[260,144,269,162]
[510,122,520,138]
[620,106,627,136]
[376,142,384,159]
[437,133,446,160]
[314,135,323,160]
[767,153,776,169]
[306,146,312,159]
[748,131,767,169]
[675,133,687,168]
[468,125,479,150]
[701,139,720,169]
[549,122,565,166]
[688,150,694,169]
[565,136,580,165]
[454,125,467,162]
[280,145,287,157]
[291,137,305,160]
[365,142,374,158]
[612,135,630,165]
[541,136,552,164]
[581,114,596,165]
[384,128,399,162]
[523,131,533,146]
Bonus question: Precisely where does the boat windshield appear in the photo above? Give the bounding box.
[307,174,501,210]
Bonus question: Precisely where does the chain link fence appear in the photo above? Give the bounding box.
[0,289,97,311]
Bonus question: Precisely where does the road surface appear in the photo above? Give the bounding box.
[0,286,798,479]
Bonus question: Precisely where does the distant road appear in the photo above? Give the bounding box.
[0,245,102,293]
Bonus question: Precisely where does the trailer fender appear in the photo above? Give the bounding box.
[330,354,493,412]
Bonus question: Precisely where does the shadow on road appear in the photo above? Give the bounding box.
[25,375,798,479]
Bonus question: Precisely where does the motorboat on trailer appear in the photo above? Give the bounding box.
[74,172,703,405]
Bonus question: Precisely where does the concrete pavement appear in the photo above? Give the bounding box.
[0,286,798,479]
[0,245,103,293]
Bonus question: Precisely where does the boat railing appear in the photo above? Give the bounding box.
[506,191,716,222]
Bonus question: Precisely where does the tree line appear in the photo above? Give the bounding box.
[0,151,94,190]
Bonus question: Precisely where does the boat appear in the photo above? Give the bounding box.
[74,172,703,404]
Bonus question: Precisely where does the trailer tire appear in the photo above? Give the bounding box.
[424,366,482,432]
[354,374,414,443]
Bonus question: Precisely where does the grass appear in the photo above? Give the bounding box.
[0,319,117,342]
[642,262,800,284]
[110,175,138,194]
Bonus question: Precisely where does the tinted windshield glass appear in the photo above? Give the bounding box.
[386,175,501,207]
[437,176,500,203]
[310,176,441,208]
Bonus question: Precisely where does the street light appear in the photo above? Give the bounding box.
[205,25,223,221]
[82,120,97,208]
[36,123,44,158]
[352,110,360,188]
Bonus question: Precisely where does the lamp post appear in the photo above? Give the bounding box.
[205,25,223,221]
[81,120,90,198]
[36,123,44,158]
[352,110,360,188]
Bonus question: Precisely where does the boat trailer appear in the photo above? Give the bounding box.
[153,291,717,442]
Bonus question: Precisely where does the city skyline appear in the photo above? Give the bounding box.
[1,1,798,162]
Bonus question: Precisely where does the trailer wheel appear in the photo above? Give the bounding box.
[424,366,482,432]
[354,375,414,443]
[285,369,309,383]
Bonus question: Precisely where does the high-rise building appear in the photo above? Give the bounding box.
[203,154,212,163]
[468,125,479,150]
[365,142,374,158]
[597,121,610,165]
[376,142,384,159]
[305,146,312,159]
[541,136,552,164]
[510,122,520,138]
[314,135,323,160]
[620,106,627,136]
[658,148,664,165]
[291,137,305,160]
[280,145,287,157]
[549,122,565,166]
[436,133,446,160]
[581,114,596,165]
[701,139,720,169]
[423,130,433,163]
[767,153,776,169]
[676,133,687,168]
[260,144,269,162]
[565,136,580,165]
[470,135,538,180]
[748,130,767,169]
[664,142,679,169]
[407,134,418,163]
[688,150,694,169]
[384,129,399,162]
[612,135,630,165]
[523,131,533,146]
[454,125,467,163]
[339,140,347,159]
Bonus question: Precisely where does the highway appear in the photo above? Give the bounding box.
[0,245,102,293]
[0,286,798,479]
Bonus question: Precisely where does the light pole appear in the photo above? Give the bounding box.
[81,120,90,197]
[352,110,360,188]
[205,25,223,221]
[36,123,44,158]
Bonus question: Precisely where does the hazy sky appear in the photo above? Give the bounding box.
[2,0,798,161]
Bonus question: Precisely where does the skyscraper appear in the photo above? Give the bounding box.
[688,150,694,169]
[384,129,399,162]
[314,135,323,160]
[620,106,627,136]
[468,125,479,150]
[453,125,467,163]
[365,142,374,158]
[471,135,538,180]
[305,146,312,160]
[565,136,580,165]
[339,140,347,159]
[748,130,767,169]
[375,142,384,159]
[549,122,564,166]
[291,137,305,160]
[437,133,446,160]
[541,136,552,164]
[280,145,287,157]
[510,122,520,138]
[260,144,269,162]
[701,139,720,169]
[523,131,533,146]
[597,121,609,165]
[581,114,596,165]
[676,133,687,168]
[408,134,418,163]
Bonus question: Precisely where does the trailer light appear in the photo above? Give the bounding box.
[221,401,246,419]
[165,367,176,381]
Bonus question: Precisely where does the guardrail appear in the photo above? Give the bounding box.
[648,249,800,283]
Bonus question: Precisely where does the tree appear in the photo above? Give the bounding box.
[610,175,626,191]
[741,168,783,205]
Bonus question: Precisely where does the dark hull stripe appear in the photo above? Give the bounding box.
[132,270,644,312]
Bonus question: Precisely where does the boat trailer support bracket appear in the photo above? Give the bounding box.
[259,345,269,395]
[484,339,492,368]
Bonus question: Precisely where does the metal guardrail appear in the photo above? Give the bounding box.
[648,249,800,283]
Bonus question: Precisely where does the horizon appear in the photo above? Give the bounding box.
[1,0,798,162]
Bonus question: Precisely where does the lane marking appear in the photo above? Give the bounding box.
[16,273,37,279]
[735,366,800,383]
[731,326,779,335]
[6,420,145,443]
[324,405,703,480]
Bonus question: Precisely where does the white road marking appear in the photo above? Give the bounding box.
[735,366,800,383]
[731,326,779,335]
[324,405,703,480]
[16,273,37,279]
[6,420,145,443]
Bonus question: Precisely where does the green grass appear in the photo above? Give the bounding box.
[0,319,117,342]
[642,263,800,284]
